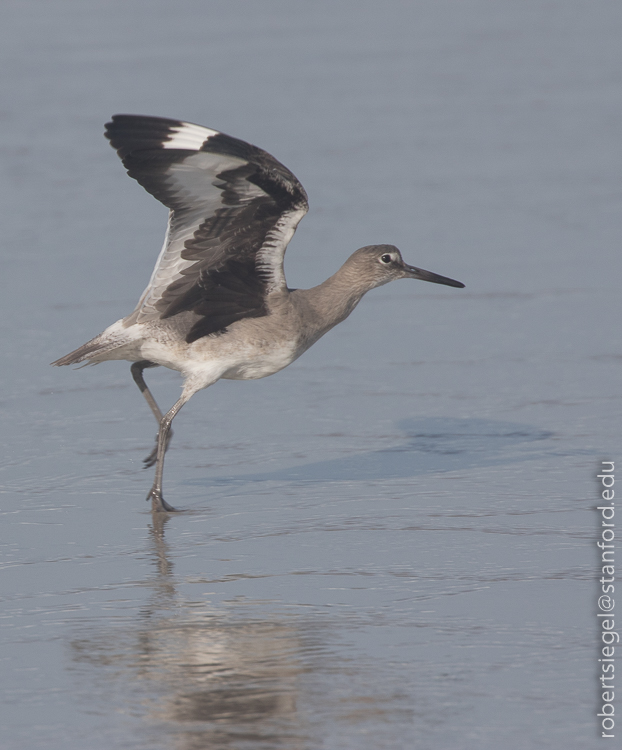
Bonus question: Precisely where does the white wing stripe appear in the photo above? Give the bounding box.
[256,208,307,292]
[163,122,219,150]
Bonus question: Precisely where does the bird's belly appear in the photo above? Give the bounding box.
[219,342,299,380]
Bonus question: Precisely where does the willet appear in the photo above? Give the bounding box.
[52,115,464,512]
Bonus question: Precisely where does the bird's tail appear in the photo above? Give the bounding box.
[51,328,133,367]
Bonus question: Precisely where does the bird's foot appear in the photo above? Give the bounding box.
[147,487,178,513]
[143,430,174,468]
[143,446,158,468]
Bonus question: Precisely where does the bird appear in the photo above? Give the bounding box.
[52,115,465,512]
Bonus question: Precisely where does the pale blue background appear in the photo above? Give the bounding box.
[1,1,620,748]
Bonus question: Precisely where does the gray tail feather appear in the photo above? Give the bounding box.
[51,334,123,366]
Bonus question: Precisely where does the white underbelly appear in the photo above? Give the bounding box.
[219,342,299,380]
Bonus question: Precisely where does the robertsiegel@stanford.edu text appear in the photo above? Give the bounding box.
[597,461,616,738]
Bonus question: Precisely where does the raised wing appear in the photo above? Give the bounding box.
[105,115,308,342]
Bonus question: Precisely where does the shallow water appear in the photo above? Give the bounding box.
[1,1,621,748]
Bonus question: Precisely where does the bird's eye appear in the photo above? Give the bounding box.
[380,254,392,264]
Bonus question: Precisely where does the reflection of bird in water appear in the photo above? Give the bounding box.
[138,615,300,738]
[52,115,464,511]
[71,516,304,748]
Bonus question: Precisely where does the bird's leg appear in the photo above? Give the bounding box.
[147,396,187,513]
[130,360,173,467]
[131,360,163,420]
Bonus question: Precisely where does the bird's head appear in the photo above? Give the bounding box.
[346,245,465,290]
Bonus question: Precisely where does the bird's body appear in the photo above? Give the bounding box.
[53,115,464,512]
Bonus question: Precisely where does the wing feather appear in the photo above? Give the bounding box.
[104,115,308,337]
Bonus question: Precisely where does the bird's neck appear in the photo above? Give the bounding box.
[294,264,373,342]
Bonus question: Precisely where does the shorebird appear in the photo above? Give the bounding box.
[52,115,465,512]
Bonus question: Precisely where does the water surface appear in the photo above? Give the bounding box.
[1,1,621,748]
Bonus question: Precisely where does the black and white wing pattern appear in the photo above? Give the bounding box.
[105,115,309,342]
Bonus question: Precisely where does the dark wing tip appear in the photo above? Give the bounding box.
[105,115,187,158]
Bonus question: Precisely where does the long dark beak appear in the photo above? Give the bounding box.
[403,264,465,288]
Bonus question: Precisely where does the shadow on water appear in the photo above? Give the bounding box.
[70,515,310,749]
[191,417,561,487]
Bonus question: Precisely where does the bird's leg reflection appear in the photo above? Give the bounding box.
[149,510,174,579]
